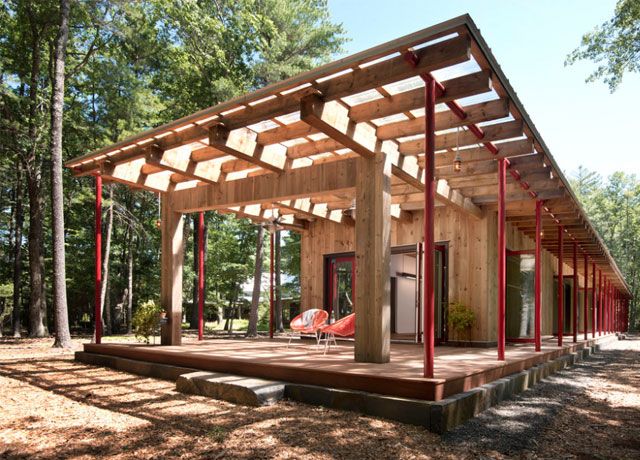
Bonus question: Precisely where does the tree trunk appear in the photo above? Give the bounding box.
[247,225,264,337]
[25,26,47,338]
[12,161,24,338]
[99,184,114,335]
[51,0,72,348]
[275,230,284,331]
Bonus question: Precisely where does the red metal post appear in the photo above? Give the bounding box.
[269,231,275,339]
[534,200,542,352]
[583,254,588,340]
[591,262,596,339]
[598,271,603,336]
[197,211,204,341]
[557,226,564,347]
[497,158,507,361]
[423,75,436,378]
[572,242,578,343]
[94,175,102,344]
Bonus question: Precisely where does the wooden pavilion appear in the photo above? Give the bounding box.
[66,15,630,383]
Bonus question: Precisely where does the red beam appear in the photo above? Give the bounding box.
[423,75,436,378]
[498,158,507,360]
[534,200,542,352]
[557,226,564,347]
[198,211,205,341]
[583,254,588,340]
[269,231,275,339]
[94,175,102,344]
[598,271,603,336]
[572,242,578,343]
[591,262,596,339]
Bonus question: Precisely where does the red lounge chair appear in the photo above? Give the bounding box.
[287,308,329,348]
[320,313,355,354]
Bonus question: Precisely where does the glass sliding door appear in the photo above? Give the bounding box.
[327,256,355,321]
[506,251,535,341]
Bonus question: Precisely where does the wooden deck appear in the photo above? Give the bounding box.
[83,334,612,401]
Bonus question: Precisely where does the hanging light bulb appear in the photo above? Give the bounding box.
[453,126,462,172]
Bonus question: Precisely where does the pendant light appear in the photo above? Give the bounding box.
[453,126,462,172]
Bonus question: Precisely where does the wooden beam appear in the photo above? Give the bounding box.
[171,157,358,212]
[209,125,287,173]
[349,70,492,122]
[277,198,354,225]
[223,34,471,130]
[400,120,524,155]
[435,139,533,167]
[377,99,509,140]
[301,93,483,219]
[146,144,222,184]
[354,154,391,363]
[160,195,184,345]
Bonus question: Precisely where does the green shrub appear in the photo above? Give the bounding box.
[132,300,162,343]
[448,301,476,335]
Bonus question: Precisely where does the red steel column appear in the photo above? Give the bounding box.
[534,200,542,352]
[583,254,588,340]
[591,262,596,339]
[269,231,275,339]
[557,226,564,347]
[572,242,578,343]
[497,158,507,361]
[604,278,608,334]
[197,211,204,340]
[598,271,603,336]
[423,75,436,378]
[94,175,102,344]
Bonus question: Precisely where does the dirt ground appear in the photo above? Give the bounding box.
[0,335,638,459]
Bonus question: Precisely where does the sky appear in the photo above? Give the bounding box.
[327,0,639,179]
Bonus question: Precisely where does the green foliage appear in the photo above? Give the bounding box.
[132,300,162,343]
[570,169,639,330]
[0,283,13,325]
[0,0,344,334]
[566,0,640,91]
[448,301,476,333]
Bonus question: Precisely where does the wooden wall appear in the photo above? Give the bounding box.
[299,205,593,342]
[301,206,495,342]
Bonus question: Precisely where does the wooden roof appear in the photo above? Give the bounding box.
[65,15,630,295]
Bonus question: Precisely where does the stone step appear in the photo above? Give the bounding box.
[176,371,286,406]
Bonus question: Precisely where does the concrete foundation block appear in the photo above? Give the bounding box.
[176,371,285,406]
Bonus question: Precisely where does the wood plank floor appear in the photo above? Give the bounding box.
[83,334,611,401]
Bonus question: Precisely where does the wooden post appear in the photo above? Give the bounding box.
[198,211,204,340]
[572,241,578,343]
[160,195,185,345]
[354,152,391,364]
[591,262,596,339]
[557,226,564,347]
[423,75,436,377]
[94,175,102,344]
[534,200,542,352]
[497,158,507,361]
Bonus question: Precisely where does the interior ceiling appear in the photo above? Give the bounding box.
[64,15,629,295]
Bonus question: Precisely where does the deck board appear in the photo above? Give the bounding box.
[83,334,607,401]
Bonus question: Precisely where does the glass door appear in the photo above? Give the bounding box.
[328,256,355,321]
[506,251,535,341]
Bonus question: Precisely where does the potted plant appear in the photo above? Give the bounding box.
[448,301,476,344]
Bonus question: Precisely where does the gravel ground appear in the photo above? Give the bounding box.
[0,335,638,459]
